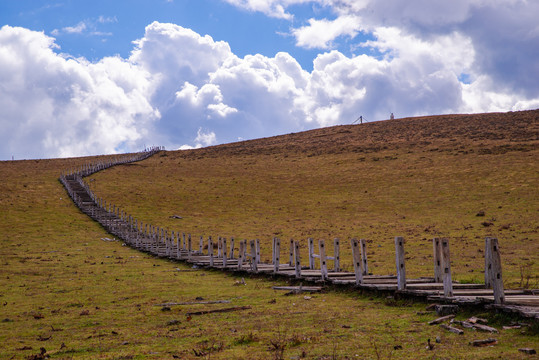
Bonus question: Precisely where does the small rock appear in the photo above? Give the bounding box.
[476,211,485,217]
[166,319,181,326]
[435,305,459,316]
[519,348,536,355]
[161,306,171,312]
[393,345,402,350]
[435,336,442,344]
[303,296,311,300]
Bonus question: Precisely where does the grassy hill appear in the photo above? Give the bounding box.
[90,110,538,286]
[0,110,537,359]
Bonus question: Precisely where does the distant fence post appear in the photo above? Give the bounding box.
[273,237,281,274]
[287,239,293,266]
[308,238,315,270]
[187,234,192,260]
[238,240,245,269]
[222,238,228,268]
[433,238,442,283]
[209,236,214,267]
[485,237,505,304]
[441,238,453,297]
[395,236,406,290]
[250,240,258,272]
[294,241,301,278]
[351,238,363,285]
[319,239,328,281]
[360,239,369,275]
[229,237,235,259]
[333,238,340,272]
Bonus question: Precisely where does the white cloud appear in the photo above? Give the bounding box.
[0,25,158,159]
[292,15,363,49]
[2,1,539,160]
[64,21,87,34]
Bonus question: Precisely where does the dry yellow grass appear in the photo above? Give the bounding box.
[0,110,537,359]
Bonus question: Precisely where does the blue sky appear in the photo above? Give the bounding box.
[1,0,360,71]
[1,0,538,159]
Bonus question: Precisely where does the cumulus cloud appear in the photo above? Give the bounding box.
[2,0,538,160]
[0,25,158,159]
[292,15,363,49]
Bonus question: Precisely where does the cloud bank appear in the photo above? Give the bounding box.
[1,0,538,159]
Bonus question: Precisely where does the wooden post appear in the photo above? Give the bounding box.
[294,241,301,278]
[217,236,222,258]
[433,238,442,283]
[182,233,186,251]
[484,237,492,289]
[351,238,363,285]
[250,240,258,272]
[209,236,214,267]
[441,238,453,297]
[238,241,244,269]
[229,237,235,259]
[333,238,340,272]
[319,240,328,280]
[395,236,406,290]
[360,239,369,275]
[165,230,170,257]
[222,238,228,268]
[187,234,192,260]
[289,239,294,266]
[273,237,281,274]
[199,235,204,254]
[308,238,315,270]
[176,232,182,259]
[255,239,261,265]
[487,237,505,304]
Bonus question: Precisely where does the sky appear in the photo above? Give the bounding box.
[1,0,538,160]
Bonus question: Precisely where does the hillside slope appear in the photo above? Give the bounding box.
[90,110,539,285]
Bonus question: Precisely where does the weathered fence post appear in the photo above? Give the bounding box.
[209,236,214,267]
[319,239,328,280]
[217,236,222,258]
[441,238,453,297]
[229,237,235,259]
[255,239,261,265]
[395,236,406,290]
[485,237,505,304]
[250,240,258,272]
[485,237,491,289]
[199,235,204,255]
[222,238,228,268]
[360,239,369,275]
[273,237,281,274]
[351,238,363,285]
[289,239,294,266]
[333,238,340,272]
[187,234,192,260]
[294,241,301,278]
[433,238,442,283]
[308,238,315,270]
[237,240,245,269]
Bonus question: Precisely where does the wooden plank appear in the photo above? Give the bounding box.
[308,238,315,270]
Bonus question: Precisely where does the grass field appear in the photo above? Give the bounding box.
[1,110,538,359]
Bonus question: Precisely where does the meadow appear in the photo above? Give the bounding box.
[0,110,537,359]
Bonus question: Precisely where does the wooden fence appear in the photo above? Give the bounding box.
[58,148,538,320]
